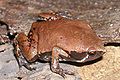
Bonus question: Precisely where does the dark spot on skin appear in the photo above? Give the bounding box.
[37,16,46,22]
[33,28,35,30]
[60,36,63,39]
[30,38,34,41]
[32,46,36,48]
[28,44,31,47]
[48,17,52,20]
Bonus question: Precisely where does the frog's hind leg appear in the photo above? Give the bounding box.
[14,32,38,70]
[50,47,74,78]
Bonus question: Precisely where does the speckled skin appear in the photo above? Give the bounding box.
[15,13,105,78]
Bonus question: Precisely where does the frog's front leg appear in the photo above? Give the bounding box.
[15,32,38,70]
[51,47,74,78]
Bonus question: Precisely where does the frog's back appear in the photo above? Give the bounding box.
[32,19,103,53]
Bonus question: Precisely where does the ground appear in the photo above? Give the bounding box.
[0,0,120,80]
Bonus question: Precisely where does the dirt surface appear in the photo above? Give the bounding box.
[0,0,120,80]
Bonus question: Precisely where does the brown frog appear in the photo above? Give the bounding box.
[14,12,105,78]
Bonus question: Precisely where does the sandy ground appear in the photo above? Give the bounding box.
[0,0,120,80]
[78,46,120,80]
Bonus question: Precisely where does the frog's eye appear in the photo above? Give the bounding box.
[32,28,35,30]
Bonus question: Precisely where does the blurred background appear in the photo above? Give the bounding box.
[0,0,120,80]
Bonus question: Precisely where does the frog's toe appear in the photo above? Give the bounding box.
[23,63,36,71]
[63,69,75,75]
[51,67,66,78]
[16,54,36,71]
[50,65,75,78]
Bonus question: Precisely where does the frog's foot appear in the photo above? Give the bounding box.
[16,53,36,71]
[50,47,74,78]
[62,69,74,75]
[23,63,36,71]
[51,66,74,78]
[14,44,36,71]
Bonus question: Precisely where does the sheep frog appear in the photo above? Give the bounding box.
[14,12,105,78]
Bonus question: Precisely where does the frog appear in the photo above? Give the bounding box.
[14,12,105,78]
